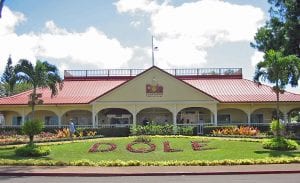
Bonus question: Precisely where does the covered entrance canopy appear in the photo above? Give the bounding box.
[97,108,132,127]
[137,108,172,125]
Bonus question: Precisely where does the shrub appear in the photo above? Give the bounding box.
[130,125,193,135]
[177,126,194,136]
[133,135,152,143]
[22,119,44,145]
[262,137,298,150]
[15,144,50,157]
[270,120,285,137]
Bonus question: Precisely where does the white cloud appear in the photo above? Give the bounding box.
[116,0,265,68]
[0,7,134,74]
[0,6,26,35]
[251,51,264,67]
[154,37,208,67]
[115,0,161,13]
[130,20,141,28]
[151,0,264,42]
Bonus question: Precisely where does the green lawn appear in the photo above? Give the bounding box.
[0,136,299,163]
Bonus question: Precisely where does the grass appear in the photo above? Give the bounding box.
[0,136,299,163]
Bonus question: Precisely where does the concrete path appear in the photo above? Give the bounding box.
[0,164,300,176]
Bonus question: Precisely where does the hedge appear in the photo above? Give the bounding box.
[0,157,300,166]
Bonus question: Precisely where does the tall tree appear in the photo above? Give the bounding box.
[15,59,63,118]
[0,0,5,18]
[1,56,17,96]
[254,50,300,135]
[251,0,300,57]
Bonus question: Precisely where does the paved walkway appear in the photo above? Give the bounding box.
[0,164,300,176]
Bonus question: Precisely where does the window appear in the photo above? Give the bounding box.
[253,114,263,123]
[12,116,22,125]
[45,116,58,125]
[218,114,230,123]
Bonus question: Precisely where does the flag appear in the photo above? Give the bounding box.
[0,0,5,18]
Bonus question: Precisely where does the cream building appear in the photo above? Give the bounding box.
[0,66,299,133]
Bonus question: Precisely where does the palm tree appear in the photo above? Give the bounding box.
[254,50,300,136]
[15,59,63,118]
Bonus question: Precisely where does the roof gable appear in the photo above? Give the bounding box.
[92,66,218,103]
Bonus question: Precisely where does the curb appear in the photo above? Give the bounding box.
[1,170,300,177]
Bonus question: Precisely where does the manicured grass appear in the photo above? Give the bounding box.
[0,136,299,163]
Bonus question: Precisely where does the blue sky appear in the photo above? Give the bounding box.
[0,0,298,93]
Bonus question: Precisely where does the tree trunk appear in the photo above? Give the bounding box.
[29,135,34,145]
[275,82,280,137]
[31,88,36,119]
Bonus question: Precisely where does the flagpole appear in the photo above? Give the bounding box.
[151,35,154,66]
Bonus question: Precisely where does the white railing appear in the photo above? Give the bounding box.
[64,68,242,78]
[0,123,272,129]
[97,124,132,128]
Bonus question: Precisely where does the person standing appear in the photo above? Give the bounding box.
[69,119,76,139]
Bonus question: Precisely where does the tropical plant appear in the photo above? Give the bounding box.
[211,126,259,136]
[254,50,300,136]
[14,59,63,118]
[270,120,285,136]
[22,119,44,145]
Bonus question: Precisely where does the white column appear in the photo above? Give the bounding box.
[95,113,99,128]
[92,105,96,128]
[248,104,252,125]
[247,113,251,125]
[21,115,25,125]
[212,104,218,126]
[21,108,26,125]
[214,112,218,126]
[131,104,137,130]
[58,115,62,128]
[173,105,178,134]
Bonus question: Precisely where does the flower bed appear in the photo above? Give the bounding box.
[88,143,117,152]
[212,126,260,136]
[163,141,183,152]
[126,142,156,153]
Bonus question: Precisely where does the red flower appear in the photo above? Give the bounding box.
[163,141,183,152]
[126,142,156,153]
[88,143,117,152]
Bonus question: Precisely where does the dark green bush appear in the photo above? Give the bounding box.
[262,137,298,150]
[130,125,194,135]
[97,127,130,137]
[15,144,50,157]
[177,126,194,135]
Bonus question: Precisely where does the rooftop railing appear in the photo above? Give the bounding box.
[64,68,242,79]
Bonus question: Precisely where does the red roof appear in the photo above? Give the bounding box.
[0,67,300,105]
[0,80,127,105]
[183,79,300,103]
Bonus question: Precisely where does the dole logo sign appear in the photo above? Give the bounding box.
[146,77,163,97]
